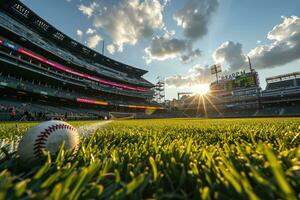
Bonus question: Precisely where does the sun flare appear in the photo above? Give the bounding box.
[191,84,210,96]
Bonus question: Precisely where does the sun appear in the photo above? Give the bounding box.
[191,84,210,96]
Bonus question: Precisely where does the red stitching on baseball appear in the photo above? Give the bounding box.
[33,123,75,157]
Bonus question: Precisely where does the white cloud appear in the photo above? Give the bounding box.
[249,16,300,69]
[86,28,96,35]
[107,44,116,54]
[212,16,300,71]
[143,0,218,63]
[213,41,247,71]
[173,0,218,40]
[144,33,201,64]
[87,34,102,49]
[163,0,172,7]
[93,0,165,53]
[181,48,201,64]
[144,35,190,63]
[166,65,212,87]
[76,29,83,37]
[78,2,98,18]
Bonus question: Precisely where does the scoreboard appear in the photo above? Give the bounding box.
[210,72,257,92]
[231,73,256,88]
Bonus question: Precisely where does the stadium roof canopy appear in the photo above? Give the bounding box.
[0,0,148,76]
[266,71,300,83]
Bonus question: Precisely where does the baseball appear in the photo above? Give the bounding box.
[18,120,80,161]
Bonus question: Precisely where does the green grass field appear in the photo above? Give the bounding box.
[0,118,300,199]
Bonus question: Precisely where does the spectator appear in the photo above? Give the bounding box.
[9,107,16,121]
[37,111,43,121]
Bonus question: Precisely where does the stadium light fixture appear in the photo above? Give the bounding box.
[76,98,108,106]
[14,46,147,91]
[0,39,147,92]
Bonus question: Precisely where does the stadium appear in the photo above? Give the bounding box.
[0,0,299,199]
[0,0,299,121]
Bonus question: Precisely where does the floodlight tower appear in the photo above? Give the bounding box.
[154,77,165,104]
[248,56,259,87]
[248,56,254,73]
[210,64,222,83]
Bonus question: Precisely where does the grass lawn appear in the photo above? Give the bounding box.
[0,118,300,199]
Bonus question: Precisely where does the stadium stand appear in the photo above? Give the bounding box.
[283,105,300,116]
[258,72,300,116]
[173,71,300,118]
[266,80,295,90]
[255,107,281,116]
[0,99,109,121]
[178,71,262,116]
[0,0,164,121]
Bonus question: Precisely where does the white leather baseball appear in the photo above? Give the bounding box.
[18,120,80,161]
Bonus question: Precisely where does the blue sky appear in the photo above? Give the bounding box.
[22,0,300,99]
